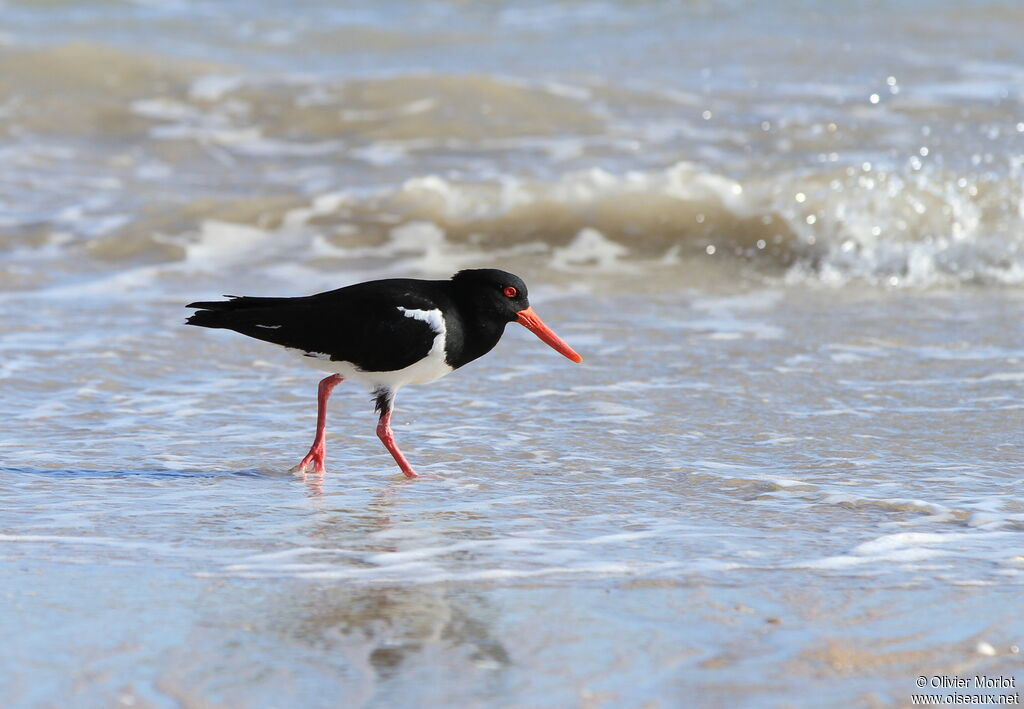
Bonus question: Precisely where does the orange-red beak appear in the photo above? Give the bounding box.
[515,306,583,363]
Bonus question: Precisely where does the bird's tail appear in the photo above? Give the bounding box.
[185,295,296,329]
[185,309,230,329]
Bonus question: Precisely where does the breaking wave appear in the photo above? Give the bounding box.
[66,161,1024,289]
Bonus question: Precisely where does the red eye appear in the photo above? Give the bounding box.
[503,286,518,298]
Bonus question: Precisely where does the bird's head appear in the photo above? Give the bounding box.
[452,269,583,363]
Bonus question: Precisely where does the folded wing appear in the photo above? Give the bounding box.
[186,285,447,372]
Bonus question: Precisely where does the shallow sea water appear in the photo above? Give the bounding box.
[2,1,1024,707]
[3,285,1022,707]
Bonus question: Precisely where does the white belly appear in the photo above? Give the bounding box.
[296,306,454,391]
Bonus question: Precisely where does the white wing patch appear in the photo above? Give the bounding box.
[255,324,282,329]
[396,306,445,335]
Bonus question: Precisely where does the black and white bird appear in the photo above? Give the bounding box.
[185,269,582,478]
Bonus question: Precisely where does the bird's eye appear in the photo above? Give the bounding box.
[503,286,518,298]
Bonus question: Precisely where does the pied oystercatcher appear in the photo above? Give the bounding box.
[186,269,582,478]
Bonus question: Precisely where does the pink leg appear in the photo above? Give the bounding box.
[376,409,419,478]
[290,374,344,474]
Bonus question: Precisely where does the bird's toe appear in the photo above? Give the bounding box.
[290,451,325,474]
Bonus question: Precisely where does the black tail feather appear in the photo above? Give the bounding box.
[185,294,308,330]
[185,309,231,329]
[186,295,298,311]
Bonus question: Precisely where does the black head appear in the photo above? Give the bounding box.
[450,269,582,363]
[451,268,530,322]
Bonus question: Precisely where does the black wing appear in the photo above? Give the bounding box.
[186,280,452,372]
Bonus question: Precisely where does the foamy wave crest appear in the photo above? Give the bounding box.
[332,162,1024,286]
[771,164,1024,287]
[69,161,1024,290]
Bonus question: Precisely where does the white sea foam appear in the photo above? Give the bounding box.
[189,74,245,101]
[143,160,1015,289]
[797,530,1012,571]
[551,228,630,271]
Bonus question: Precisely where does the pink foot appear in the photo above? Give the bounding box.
[290,443,326,474]
[290,374,343,474]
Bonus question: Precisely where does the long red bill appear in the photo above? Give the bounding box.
[515,306,583,363]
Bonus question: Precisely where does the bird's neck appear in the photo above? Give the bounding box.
[446,300,509,370]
